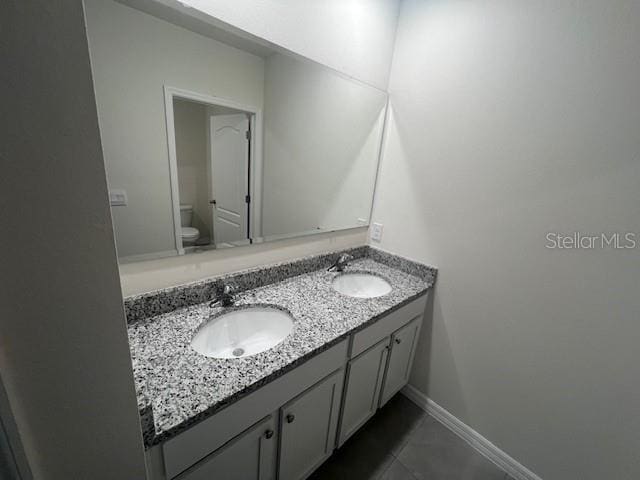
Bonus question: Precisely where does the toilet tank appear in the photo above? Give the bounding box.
[179,204,193,227]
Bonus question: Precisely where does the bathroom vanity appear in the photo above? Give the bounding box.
[125,247,436,480]
[85,9,435,474]
[84,5,438,477]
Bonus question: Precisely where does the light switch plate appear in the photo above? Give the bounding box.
[109,189,128,206]
[371,222,383,242]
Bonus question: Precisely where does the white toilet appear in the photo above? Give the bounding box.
[179,204,200,246]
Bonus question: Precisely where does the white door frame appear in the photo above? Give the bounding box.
[163,85,263,254]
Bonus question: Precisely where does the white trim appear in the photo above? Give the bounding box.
[163,86,263,253]
[250,110,264,238]
[163,86,186,256]
[166,86,259,114]
[366,95,390,228]
[207,113,217,242]
[205,107,213,242]
[401,385,543,480]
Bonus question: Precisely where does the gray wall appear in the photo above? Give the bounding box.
[174,99,212,239]
[373,0,640,479]
[0,1,147,478]
[172,0,401,90]
[262,53,386,237]
[85,0,265,259]
[114,0,401,294]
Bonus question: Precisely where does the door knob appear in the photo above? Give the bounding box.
[286,413,295,423]
[209,199,217,205]
[264,429,274,439]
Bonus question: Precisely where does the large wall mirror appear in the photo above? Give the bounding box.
[85,0,387,262]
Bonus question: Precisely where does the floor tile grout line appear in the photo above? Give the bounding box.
[316,394,510,480]
[390,410,508,480]
[385,414,426,479]
[389,414,427,460]
[378,457,421,480]
[399,457,421,480]
[375,457,394,480]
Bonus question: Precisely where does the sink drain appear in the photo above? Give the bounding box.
[232,348,245,357]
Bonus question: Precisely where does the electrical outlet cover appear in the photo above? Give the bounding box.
[109,189,128,206]
[371,222,383,242]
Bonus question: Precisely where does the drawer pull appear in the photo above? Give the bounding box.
[395,338,402,344]
[286,414,295,424]
[264,429,274,439]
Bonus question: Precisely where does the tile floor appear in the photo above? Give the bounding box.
[310,394,513,480]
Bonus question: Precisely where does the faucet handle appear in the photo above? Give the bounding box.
[210,283,236,308]
[215,283,236,295]
[328,252,354,272]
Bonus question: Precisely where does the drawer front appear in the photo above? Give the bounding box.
[351,293,427,358]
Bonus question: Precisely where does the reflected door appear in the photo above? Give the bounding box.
[210,114,250,245]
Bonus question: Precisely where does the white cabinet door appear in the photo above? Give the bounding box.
[337,338,389,446]
[379,317,422,407]
[278,369,344,480]
[177,415,276,480]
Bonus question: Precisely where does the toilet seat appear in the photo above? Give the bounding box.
[181,226,200,242]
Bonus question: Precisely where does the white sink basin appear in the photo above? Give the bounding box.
[191,307,293,359]
[332,273,392,298]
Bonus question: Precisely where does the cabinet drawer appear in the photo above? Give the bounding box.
[351,293,427,357]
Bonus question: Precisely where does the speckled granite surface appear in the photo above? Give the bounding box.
[126,247,437,446]
[124,246,371,324]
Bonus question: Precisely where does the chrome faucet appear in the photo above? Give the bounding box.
[328,253,354,272]
[210,284,236,308]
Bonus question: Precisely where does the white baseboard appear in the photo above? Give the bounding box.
[401,385,542,480]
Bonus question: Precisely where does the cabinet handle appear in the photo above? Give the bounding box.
[264,429,274,439]
[286,413,295,423]
[395,338,402,345]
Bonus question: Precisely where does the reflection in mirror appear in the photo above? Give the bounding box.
[168,92,257,253]
[262,54,386,240]
[85,0,387,262]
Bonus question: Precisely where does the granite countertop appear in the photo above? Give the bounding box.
[126,248,436,446]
